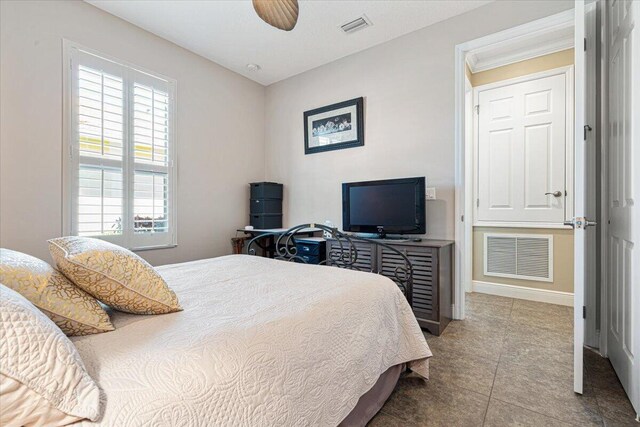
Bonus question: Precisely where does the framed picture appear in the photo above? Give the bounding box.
[304,97,364,155]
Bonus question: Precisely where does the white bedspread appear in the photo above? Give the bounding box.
[72,255,431,426]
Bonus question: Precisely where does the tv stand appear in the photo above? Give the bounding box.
[326,238,454,336]
[373,237,410,243]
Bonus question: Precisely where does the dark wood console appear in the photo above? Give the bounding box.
[326,239,454,336]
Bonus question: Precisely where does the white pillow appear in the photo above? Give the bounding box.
[0,285,100,426]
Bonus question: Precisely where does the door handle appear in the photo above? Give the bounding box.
[565,218,598,229]
[545,191,563,197]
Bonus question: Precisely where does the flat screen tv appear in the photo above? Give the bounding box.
[342,177,426,237]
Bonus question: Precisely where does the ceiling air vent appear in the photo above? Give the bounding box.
[340,15,372,34]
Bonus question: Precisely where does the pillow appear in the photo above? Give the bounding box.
[0,248,113,336]
[49,236,182,314]
[0,285,101,426]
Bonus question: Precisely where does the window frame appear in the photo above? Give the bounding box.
[63,40,178,250]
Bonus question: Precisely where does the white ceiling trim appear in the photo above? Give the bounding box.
[467,36,574,73]
[467,9,574,73]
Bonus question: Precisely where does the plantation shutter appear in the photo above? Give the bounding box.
[68,46,176,250]
[130,71,173,248]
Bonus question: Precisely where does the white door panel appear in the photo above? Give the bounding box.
[477,72,567,224]
[606,0,639,415]
[524,124,553,209]
[487,129,515,210]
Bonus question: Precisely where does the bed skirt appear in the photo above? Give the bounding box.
[338,363,405,427]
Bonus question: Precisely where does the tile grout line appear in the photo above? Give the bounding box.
[489,397,586,427]
[378,295,630,427]
[377,408,405,423]
[482,298,514,426]
[496,298,601,427]
[590,385,607,424]
[587,354,638,423]
[585,360,607,424]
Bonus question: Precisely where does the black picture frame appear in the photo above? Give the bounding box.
[304,97,364,155]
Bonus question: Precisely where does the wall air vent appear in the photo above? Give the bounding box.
[484,233,553,282]
[340,15,372,34]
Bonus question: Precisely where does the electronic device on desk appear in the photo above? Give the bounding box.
[342,177,426,240]
[294,237,326,265]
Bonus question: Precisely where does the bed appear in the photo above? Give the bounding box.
[70,254,431,426]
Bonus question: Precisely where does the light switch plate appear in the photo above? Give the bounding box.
[426,187,437,200]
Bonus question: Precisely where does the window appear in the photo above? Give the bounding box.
[64,43,176,250]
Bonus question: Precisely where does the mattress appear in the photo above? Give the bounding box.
[71,255,431,426]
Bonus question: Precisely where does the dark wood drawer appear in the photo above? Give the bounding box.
[296,242,320,256]
[294,238,326,264]
[295,254,321,264]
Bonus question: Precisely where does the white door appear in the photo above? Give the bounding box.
[606,0,640,415]
[476,72,567,224]
[584,1,599,350]
[573,0,587,395]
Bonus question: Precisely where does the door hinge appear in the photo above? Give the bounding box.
[584,37,587,51]
[461,215,464,222]
[584,124,592,140]
[476,198,479,207]
[583,306,587,319]
[474,105,480,114]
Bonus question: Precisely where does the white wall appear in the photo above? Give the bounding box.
[0,0,266,266]
[264,0,573,240]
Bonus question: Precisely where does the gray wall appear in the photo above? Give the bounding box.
[264,0,573,240]
[0,0,266,266]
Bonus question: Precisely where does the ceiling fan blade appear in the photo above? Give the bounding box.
[252,0,299,31]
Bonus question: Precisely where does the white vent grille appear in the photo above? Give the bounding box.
[340,15,372,34]
[484,234,553,282]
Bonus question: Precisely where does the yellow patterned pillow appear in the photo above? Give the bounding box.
[48,237,182,314]
[0,248,114,336]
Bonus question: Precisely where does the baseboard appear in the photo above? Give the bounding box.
[472,280,574,306]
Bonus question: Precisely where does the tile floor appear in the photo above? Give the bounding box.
[369,292,638,427]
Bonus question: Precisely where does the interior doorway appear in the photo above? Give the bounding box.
[454,6,595,395]
[452,2,638,418]
[454,8,579,320]
[469,64,575,306]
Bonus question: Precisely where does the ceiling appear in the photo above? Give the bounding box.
[86,0,492,86]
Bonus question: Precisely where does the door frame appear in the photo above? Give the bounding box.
[472,65,575,228]
[573,0,586,394]
[583,0,601,351]
[453,9,574,320]
[597,0,609,357]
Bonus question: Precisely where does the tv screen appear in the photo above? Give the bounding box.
[342,177,425,235]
